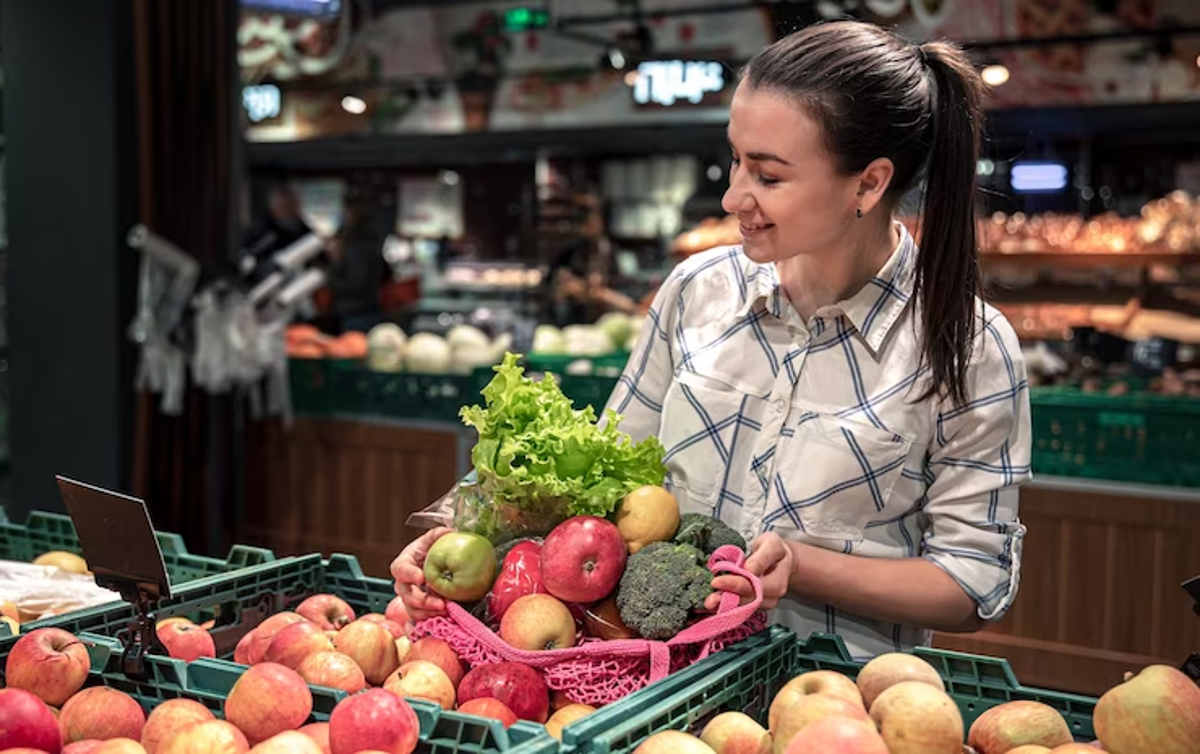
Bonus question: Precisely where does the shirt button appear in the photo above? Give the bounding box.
[772,398,785,413]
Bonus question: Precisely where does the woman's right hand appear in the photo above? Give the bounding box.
[390,527,453,622]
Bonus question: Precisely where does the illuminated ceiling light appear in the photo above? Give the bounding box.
[607,47,627,70]
[981,64,1010,87]
[439,170,460,186]
[1011,162,1068,193]
[341,95,367,114]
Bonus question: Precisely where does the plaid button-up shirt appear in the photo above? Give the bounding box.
[606,224,1032,659]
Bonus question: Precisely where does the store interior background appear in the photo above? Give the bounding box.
[2,0,1200,701]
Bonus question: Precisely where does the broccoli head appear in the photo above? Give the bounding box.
[615,541,713,640]
[672,513,746,556]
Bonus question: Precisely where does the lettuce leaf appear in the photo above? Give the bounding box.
[460,353,666,518]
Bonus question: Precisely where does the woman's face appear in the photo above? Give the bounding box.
[721,84,863,265]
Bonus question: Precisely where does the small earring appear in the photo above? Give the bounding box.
[855,207,863,218]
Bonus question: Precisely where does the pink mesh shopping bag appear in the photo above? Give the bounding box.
[410,545,768,706]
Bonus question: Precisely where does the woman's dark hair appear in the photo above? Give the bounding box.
[742,21,984,406]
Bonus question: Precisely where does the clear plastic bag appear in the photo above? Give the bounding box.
[451,482,570,546]
[0,561,121,621]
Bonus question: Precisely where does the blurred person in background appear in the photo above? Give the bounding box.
[241,184,319,281]
[327,194,388,333]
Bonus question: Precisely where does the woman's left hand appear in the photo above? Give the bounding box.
[706,532,794,611]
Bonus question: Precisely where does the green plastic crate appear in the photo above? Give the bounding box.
[0,510,275,585]
[328,360,490,424]
[559,625,797,754]
[559,375,621,414]
[1030,388,1200,487]
[73,633,557,754]
[290,357,333,416]
[524,351,630,376]
[790,632,1098,741]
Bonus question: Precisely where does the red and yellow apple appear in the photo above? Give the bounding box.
[869,681,962,754]
[458,698,519,729]
[157,622,216,663]
[404,638,464,687]
[394,636,411,665]
[967,700,1073,753]
[0,687,63,753]
[384,661,456,710]
[296,652,367,695]
[1094,664,1200,754]
[60,687,147,743]
[297,595,356,632]
[856,653,944,710]
[457,662,550,723]
[264,622,335,670]
[247,731,324,754]
[701,711,771,754]
[539,516,626,604]
[141,698,216,754]
[239,613,307,666]
[328,689,419,754]
[65,741,105,754]
[357,615,405,640]
[5,627,91,706]
[781,716,888,754]
[224,663,313,745]
[769,671,864,733]
[633,731,716,753]
[1049,746,1108,753]
[499,594,576,651]
[333,620,399,686]
[158,720,249,754]
[544,703,596,741]
[1006,747,1052,754]
[384,598,409,629]
[94,739,147,754]
[299,723,330,754]
[773,695,870,754]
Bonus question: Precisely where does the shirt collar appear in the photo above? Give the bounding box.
[738,223,917,352]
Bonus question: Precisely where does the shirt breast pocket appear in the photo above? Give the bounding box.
[769,413,913,543]
[659,369,756,516]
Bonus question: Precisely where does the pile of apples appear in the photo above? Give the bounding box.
[631,651,1200,754]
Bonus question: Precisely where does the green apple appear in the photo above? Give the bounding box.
[423,532,498,603]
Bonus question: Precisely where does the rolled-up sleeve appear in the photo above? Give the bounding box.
[922,313,1032,621]
[601,269,681,442]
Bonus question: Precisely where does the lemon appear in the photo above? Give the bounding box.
[616,486,680,554]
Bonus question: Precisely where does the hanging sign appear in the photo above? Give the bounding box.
[631,60,727,108]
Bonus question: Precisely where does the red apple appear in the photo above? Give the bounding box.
[487,540,546,622]
[296,652,367,695]
[457,698,519,728]
[65,742,104,754]
[422,532,497,603]
[247,731,324,754]
[701,711,771,754]
[357,615,405,640]
[384,598,409,630]
[968,701,1073,753]
[265,622,334,670]
[327,689,418,754]
[0,687,63,753]
[1094,664,1200,754]
[234,631,258,665]
[296,596,356,632]
[5,748,59,754]
[60,688,146,744]
[539,516,627,604]
[773,694,870,754]
[141,699,216,754]
[769,671,864,733]
[545,704,596,741]
[855,653,944,710]
[157,622,216,663]
[333,621,399,686]
[5,627,91,706]
[299,724,330,754]
[384,661,456,710]
[158,721,249,754]
[224,664,313,745]
[404,638,464,687]
[94,739,147,754]
[782,716,889,754]
[457,662,550,723]
[499,594,576,651]
[242,613,306,666]
[869,681,962,754]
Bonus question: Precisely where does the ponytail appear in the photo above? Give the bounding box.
[914,42,984,408]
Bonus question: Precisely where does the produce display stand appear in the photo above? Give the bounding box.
[72,633,557,754]
[0,508,276,591]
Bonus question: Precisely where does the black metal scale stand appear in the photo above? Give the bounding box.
[55,476,173,681]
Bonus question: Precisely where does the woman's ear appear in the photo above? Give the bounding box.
[855,157,896,215]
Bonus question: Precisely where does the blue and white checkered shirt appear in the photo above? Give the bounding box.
[606,224,1032,659]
